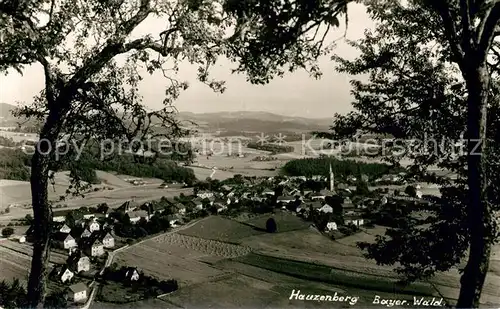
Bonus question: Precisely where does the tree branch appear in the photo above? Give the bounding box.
[477,0,500,61]
[460,0,473,49]
[427,1,465,63]
[68,0,153,87]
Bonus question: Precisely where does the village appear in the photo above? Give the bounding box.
[0,161,434,307]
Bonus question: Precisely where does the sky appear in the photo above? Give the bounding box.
[0,3,374,119]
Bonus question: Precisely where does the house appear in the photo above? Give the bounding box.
[309,191,326,200]
[53,215,66,223]
[262,188,275,196]
[326,221,338,231]
[174,203,186,215]
[196,191,214,199]
[128,210,150,224]
[86,220,100,232]
[277,195,296,204]
[58,266,75,283]
[54,233,77,250]
[124,267,140,281]
[167,215,182,227]
[215,204,228,213]
[18,235,26,243]
[101,233,115,248]
[83,214,95,220]
[288,188,301,197]
[68,283,88,303]
[345,216,364,227]
[67,253,90,273]
[319,204,333,213]
[80,229,92,238]
[59,224,71,234]
[192,198,204,210]
[85,239,105,257]
[118,200,139,213]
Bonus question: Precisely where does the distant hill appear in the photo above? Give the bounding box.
[0,102,333,134]
[0,103,37,128]
[177,111,332,133]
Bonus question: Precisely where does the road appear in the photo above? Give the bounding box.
[0,185,193,223]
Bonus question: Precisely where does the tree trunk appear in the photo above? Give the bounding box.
[456,64,492,308]
[26,108,63,308]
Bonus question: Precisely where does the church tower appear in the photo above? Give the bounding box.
[329,163,334,191]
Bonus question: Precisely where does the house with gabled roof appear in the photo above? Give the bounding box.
[53,232,77,250]
[67,251,90,273]
[59,224,71,234]
[127,210,150,224]
[54,265,74,283]
[80,228,92,238]
[84,239,105,257]
[101,232,115,248]
[85,219,100,232]
[319,204,333,213]
[68,282,88,303]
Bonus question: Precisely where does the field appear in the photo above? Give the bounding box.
[178,216,264,243]
[243,212,311,233]
[0,242,31,283]
[114,225,252,287]
[0,240,68,264]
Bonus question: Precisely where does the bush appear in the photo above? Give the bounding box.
[2,227,14,237]
[266,218,277,233]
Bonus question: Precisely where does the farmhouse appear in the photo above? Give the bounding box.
[101,232,115,248]
[68,283,88,303]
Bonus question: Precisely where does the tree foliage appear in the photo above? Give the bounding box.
[329,0,500,306]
